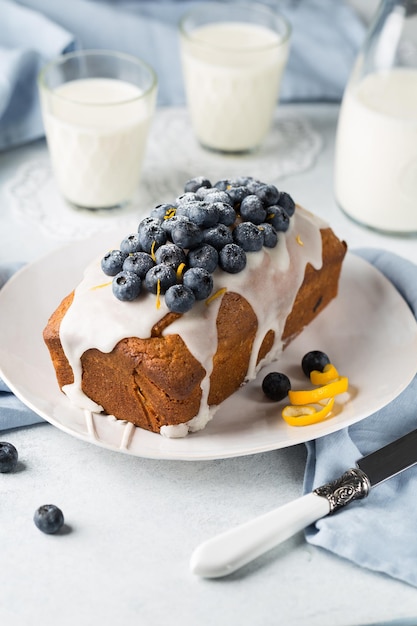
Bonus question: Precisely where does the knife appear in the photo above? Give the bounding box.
[190,428,417,578]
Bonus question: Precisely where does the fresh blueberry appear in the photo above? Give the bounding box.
[184,176,211,193]
[214,202,237,227]
[177,201,219,228]
[138,222,167,253]
[231,175,256,187]
[259,223,278,248]
[176,192,199,207]
[112,271,142,301]
[246,179,263,194]
[262,372,291,401]
[34,504,64,534]
[239,195,267,225]
[170,219,203,249]
[277,192,296,217]
[195,186,215,200]
[226,185,250,208]
[254,183,280,206]
[187,244,218,273]
[0,442,18,473]
[203,190,231,205]
[302,351,331,377]
[213,178,231,191]
[101,249,128,276]
[145,264,177,294]
[165,284,196,313]
[137,216,162,234]
[266,205,290,232]
[219,243,247,273]
[161,214,189,237]
[150,203,177,220]
[120,233,142,254]
[183,267,213,300]
[155,243,186,269]
[123,252,155,278]
[233,222,264,252]
[202,223,233,250]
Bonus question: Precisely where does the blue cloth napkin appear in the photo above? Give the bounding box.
[1,0,366,150]
[0,0,76,151]
[304,248,417,588]
[0,262,43,429]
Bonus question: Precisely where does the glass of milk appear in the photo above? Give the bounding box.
[179,2,291,154]
[38,50,157,210]
[334,0,417,234]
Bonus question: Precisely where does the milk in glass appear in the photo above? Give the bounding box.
[42,78,154,209]
[180,21,289,152]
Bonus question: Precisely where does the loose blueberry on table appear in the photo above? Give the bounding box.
[0,441,18,473]
[34,504,65,534]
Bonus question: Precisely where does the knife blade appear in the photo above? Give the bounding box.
[190,427,417,578]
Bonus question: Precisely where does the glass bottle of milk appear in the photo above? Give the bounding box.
[334,0,417,234]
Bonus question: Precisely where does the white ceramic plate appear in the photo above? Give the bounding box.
[1,232,416,460]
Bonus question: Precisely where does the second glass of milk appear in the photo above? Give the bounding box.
[38,50,157,210]
[334,0,417,235]
[179,2,291,154]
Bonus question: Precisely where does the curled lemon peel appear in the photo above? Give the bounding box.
[281,362,349,427]
[310,363,340,385]
[288,376,348,406]
[296,234,304,246]
[282,397,335,427]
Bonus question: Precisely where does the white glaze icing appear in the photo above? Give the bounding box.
[59,206,327,437]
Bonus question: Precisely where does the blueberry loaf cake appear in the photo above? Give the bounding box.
[43,176,347,437]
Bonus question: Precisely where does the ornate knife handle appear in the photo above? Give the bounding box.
[314,468,371,513]
[191,468,372,578]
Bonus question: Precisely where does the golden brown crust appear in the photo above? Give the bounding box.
[282,228,347,344]
[43,226,347,433]
[208,291,258,405]
[43,292,75,388]
[81,335,206,428]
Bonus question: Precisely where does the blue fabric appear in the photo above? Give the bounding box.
[0,262,43,430]
[0,0,77,150]
[304,249,417,588]
[0,0,366,150]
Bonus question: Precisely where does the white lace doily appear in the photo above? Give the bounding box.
[6,107,322,241]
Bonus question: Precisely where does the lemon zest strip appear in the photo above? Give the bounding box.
[150,241,157,262]
[164,208,176,220]
[205,287,227,306]
[176,263,186,281]
[156,279,161,309]
[91,281,112,290]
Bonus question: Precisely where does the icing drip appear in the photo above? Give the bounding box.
[59,207,326,437]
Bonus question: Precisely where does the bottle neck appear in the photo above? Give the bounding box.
[348,0,417,83]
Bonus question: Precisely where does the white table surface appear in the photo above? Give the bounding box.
[1,104,417,626]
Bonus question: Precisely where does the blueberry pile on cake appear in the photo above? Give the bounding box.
[43,176,347,437]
